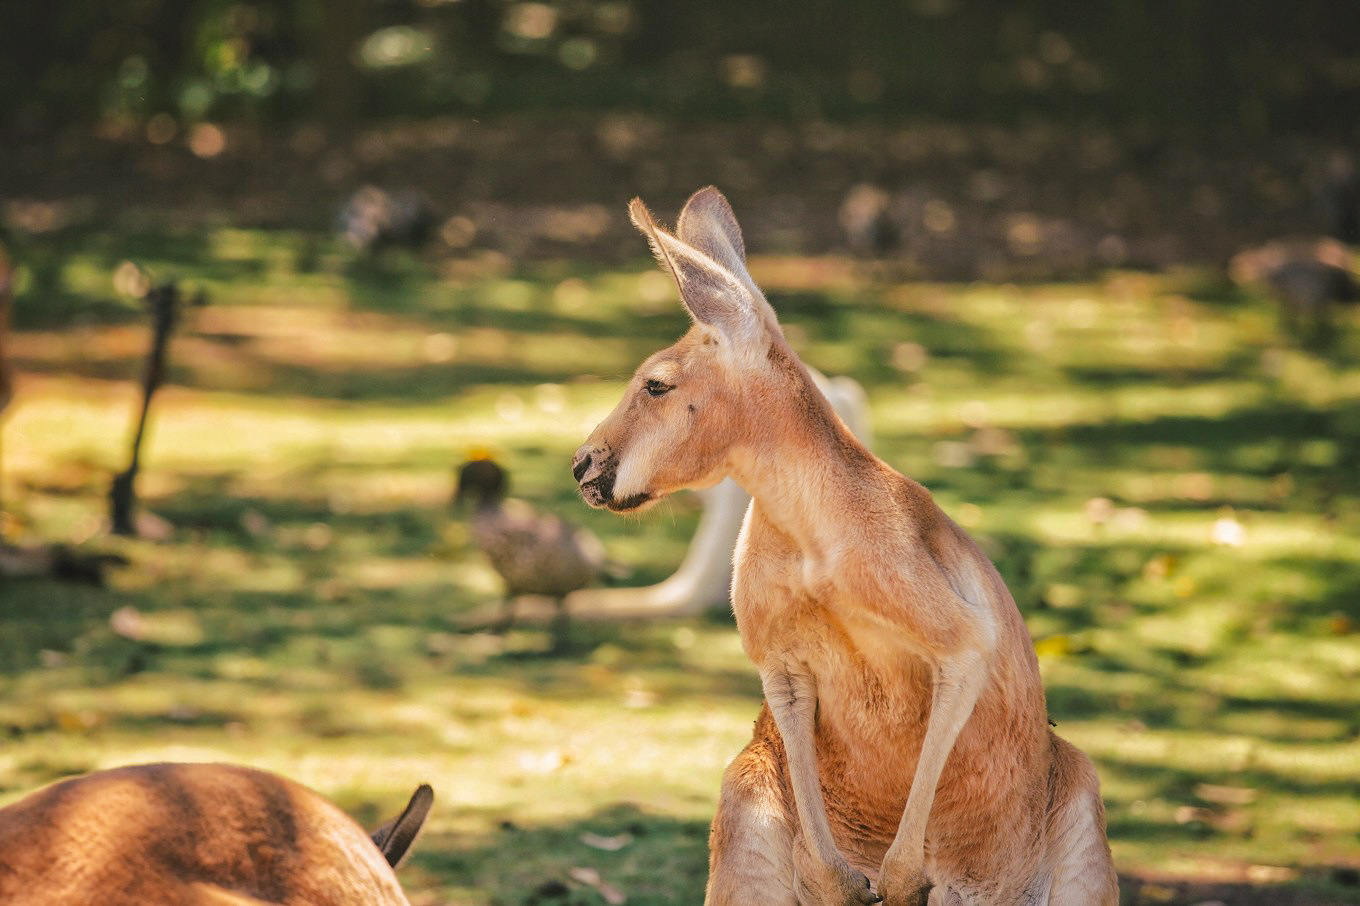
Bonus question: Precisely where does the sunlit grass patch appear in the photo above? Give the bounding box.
[2,228,1359,904]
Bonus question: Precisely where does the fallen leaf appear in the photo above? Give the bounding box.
[1174,805,1213,825]
[1034,635,1071,658]
[54,710,101,732]
[581,831,634,852]
[109,606,146,640]
[568,866,627,904]
[568,867,602,886]
[134,510,175,541]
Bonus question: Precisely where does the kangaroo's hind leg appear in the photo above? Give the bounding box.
[705,707,799,906]
[1044,736,1118,906]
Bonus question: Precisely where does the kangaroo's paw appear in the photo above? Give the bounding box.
[877,851,931,906]
[877,881,930,906]
[793,838,880,905]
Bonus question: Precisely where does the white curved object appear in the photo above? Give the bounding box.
[567,368,873,618]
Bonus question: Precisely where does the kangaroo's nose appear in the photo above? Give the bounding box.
[571,448,593,482]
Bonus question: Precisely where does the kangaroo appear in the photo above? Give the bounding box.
[572,188,1118,906]
[0,762,432,906]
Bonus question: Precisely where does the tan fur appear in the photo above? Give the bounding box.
[574,188,1118,905]
[0,763,416,906]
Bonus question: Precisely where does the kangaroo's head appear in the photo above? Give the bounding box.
[573,187,818,513]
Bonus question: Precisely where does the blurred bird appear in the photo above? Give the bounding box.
[338,186,438,253]
[838,183,901,256]
[1319,151,1360,245]
[1229,237,1358,345]
[453,454,607,646]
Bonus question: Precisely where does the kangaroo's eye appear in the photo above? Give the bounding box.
[643,379,674,397]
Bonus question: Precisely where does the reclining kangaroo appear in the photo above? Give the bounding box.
[572,188,1117,905]
[0,762,432,905]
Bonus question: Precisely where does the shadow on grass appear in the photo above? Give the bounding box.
[409,804,711,906]
[1013,396,1358,488]
[1101,750,1360,817]
[16,266,1033,407]
[1115,868,1360,906]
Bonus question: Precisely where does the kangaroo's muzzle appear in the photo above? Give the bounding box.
[572,444,651,512]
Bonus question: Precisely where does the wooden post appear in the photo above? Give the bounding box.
[109,282,202,536]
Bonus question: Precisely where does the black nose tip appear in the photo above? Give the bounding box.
[571,451,592,482]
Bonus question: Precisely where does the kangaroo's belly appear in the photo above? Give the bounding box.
[748,596,1049,870]
[798,618,930,844]
[732,516,1052,876]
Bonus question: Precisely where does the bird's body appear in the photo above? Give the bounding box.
[455,458,606,643]
[468,496,606,600]
[1230,236,1358,344]
[339,186,438,253]
[838,183,901,257]
[1320,152,1360,245]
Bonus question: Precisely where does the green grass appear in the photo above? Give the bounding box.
[2,230,1359,905]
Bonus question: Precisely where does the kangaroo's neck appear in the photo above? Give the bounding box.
[727,350,883,559]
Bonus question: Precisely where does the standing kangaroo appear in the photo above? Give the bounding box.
[572,188,1117,906]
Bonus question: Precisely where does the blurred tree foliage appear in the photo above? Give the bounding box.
[2,0,1359,133]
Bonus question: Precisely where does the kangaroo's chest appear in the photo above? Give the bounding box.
[732,514,934,734]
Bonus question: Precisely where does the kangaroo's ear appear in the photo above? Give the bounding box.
[370,783,434,869]
[676,186,746,276]
[674,187,782,337]
[629,197,762,345]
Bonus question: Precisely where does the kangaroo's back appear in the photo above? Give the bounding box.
[0,762,419,906]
